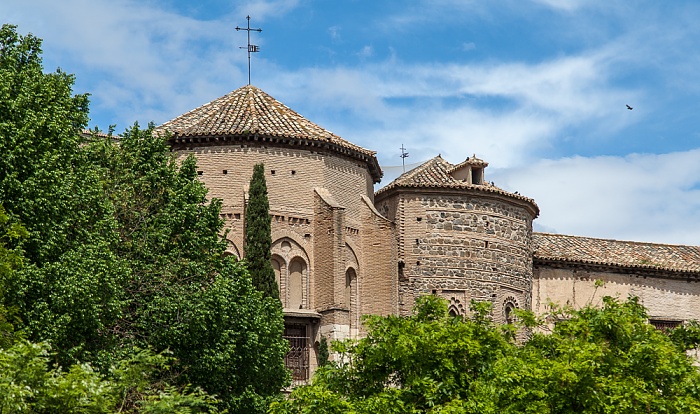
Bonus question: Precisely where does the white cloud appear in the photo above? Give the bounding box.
[530,0,590,12]
[233,0,301,21]
[327,25,341,41]
[264,48,639,169]
[491,149,700,245]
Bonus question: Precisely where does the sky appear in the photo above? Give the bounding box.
[2,0,700,245]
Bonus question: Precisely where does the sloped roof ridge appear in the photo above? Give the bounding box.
[156,85,375,157]
[533,232,700,273]
[375,157,540,217]
[389,155,453,187]
[448,155,488,173]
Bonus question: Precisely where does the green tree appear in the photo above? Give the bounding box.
[86,125,290,412]
[1,25,288,412]
[271,296,700,414]
[0,205,27,348]
[0,341,219,413]
[244,163,279,299]
[486,297,700,414]
[0,24,122,367]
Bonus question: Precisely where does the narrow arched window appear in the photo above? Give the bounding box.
[505,302,516,324]
[288,258,305,309]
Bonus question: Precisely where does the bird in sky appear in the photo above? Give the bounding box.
[626,104,633,110]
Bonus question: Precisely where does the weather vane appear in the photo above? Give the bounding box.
[235,16,262,85]
[400,144,409,173]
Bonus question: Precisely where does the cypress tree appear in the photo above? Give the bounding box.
[245,163,280,299]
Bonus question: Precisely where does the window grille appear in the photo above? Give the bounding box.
[283,324,309,385]
[650,319,681,332]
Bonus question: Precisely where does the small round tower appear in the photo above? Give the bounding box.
[374,155,539,323]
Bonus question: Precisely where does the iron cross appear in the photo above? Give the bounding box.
[235,16,262,85]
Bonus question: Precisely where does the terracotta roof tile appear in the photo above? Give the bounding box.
[156,85,370,152]
[375,155,539,217]
[533,232,700,273]
[447,155,488,173]
[155,85,382,181]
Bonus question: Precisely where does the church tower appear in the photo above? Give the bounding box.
[157,85,397,384]
[374,155,539,323]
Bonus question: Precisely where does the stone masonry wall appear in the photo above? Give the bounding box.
[381,190,535,322]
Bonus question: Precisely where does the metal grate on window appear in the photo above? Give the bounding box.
[283,324,309,386]
[650,319,681,332]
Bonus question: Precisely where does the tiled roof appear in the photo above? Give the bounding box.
[81,129,114,139]
[448,155,488,173]
[155,85,382,182]
[533,233,700,274]
[375,155,539,216]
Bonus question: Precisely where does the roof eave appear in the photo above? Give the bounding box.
[374,183,540,218]
[166,131,383,183]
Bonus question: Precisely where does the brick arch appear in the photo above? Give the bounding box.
[503,296,519,324]
[272,237,310,310]
[288,256,308,310]
[344,243,359,271]
[271,229,310,256]
[224,239,241,259]
[344,244,360,336]
[271,253,285,300]
[271,236,310,266]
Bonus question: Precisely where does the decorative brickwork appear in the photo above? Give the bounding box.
[160,84,700,381]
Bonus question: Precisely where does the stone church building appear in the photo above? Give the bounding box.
[156,85,700,383]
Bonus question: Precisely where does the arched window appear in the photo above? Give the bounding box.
[345,268,356,307]
[504,301,517,324]
[271,256,282,298]
[345,267,357,331]
[288,258,306,309]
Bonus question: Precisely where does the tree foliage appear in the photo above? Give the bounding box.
[0,25,288,412]
[271,295,700,414]
[244,163,279,299]
[0,342,219,413]
[85,125,290,412]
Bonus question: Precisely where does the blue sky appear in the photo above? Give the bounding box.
[3,0,700,245]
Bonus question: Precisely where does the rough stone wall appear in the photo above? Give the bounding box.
[533,266,700,322]
[378,190,535,321]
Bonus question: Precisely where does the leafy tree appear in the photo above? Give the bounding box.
[317,336,329,368]
[0,23,123,367]
[488,297,700,414]
[0,342,219,413]
[1,25,288,412]
[0,205,27,348]
[244,163,279,299]
[271,296,700,414]
[86,125,290,412]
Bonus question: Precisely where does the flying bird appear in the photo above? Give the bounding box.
[626,104,633,110]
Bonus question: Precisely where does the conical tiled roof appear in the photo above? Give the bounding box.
[375,155,539,216]
[156,85,382,182]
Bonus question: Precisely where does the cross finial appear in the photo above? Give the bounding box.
[235,16,262,85]
[400,144,409,173]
